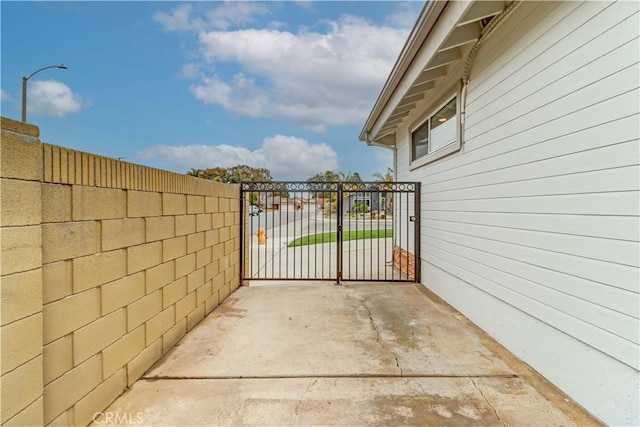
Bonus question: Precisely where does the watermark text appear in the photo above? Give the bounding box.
[92,411,144,425]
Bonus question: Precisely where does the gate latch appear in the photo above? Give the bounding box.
[409,216,417,222]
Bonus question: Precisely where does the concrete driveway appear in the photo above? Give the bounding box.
[97,283,599,426]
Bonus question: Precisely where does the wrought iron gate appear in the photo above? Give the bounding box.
[240,181,420,284]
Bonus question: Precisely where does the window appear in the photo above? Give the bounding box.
[411,96,458,163]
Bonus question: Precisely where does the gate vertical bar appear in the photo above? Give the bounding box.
[383,189,388,281]
[307,191,312,279]
[321,191,324,278]
[370,190,374,280]
[291,193,295,278]
[336,182,343,284]
[270,190,275,278]
[405,188,409,280]
[414,182,421,282]
[391,189,395,280]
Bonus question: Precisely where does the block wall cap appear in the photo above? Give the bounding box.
[1,117,40,138]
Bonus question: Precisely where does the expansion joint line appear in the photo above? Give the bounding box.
[360,297,403,377]
[469,377,506,427]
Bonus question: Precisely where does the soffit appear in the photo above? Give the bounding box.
[361,0,508,146]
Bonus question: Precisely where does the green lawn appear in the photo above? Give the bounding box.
[288,229,393,247]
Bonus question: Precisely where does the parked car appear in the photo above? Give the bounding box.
[249,205,261,216]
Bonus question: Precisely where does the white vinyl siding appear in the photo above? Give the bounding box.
[394,1,639,424]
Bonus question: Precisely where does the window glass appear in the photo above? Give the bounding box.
[430,98,457,152]
[412,121,429,160]
[411,96,457,162]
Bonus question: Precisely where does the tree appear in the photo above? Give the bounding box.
[338,171,362,183]
[373,168,394,213]
[185,165,272,184]
[307,170,341,198]
[186,168,202,178]
[307,170,364,214]
[227,165,272,182]
[306,170,362,186]
[186,167,228,182]
[307,170,341,184]
[373,167,393,184]
[339,171,362,191]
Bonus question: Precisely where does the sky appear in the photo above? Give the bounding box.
[1,1,422,181]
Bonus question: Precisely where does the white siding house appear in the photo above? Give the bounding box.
[360,1,639,425]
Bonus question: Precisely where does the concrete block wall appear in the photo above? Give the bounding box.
[0,119,44,426]
[0,117,240,426]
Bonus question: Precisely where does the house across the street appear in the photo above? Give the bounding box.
[344,191,379,214]
[359,1,639,425]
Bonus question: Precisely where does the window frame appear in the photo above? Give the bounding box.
[409,88,462,170]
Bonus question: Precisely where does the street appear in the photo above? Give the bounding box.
[246,205,394,241]
[243,204,401,282]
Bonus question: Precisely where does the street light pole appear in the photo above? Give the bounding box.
[21,64,68,122]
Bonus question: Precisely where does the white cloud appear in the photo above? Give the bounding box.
[154,4,201,32]
[137,134,338,180]
[204,2,269,31]
[28,80,89,117]
[386,2,423,28]
[154,2,417,133]
[0,89,10,101]
[154,2,268,33]
[180,63,203,79]
[186,14,411,132]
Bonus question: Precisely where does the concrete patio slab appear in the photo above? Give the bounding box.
[97,283,599,426]
[99,377,577,426]
[145,284,511,378]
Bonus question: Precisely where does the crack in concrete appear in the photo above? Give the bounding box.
[470,377,506,427]
[475,350,496,364]
[360,297,404,377]
[294,378,319,424]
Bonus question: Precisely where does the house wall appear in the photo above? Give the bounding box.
[0,117,240,426]
[395,1,639,425]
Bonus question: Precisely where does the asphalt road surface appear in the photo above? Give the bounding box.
[246,206,393,240]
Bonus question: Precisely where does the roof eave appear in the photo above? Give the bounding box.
[360,1,510,146]
[359,1,445,145]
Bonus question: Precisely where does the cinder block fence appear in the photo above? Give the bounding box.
[0,117,240,426]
